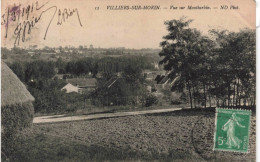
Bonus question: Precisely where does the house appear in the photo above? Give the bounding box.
[103,77,121,89]
[42,52,56,55]
[142,70,165,81]
[54,48,61,54]
[61,78,97,93]
[155,74,180,89]
[61,83,81,93]
[28,51,35,56]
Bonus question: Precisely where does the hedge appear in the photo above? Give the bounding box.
[1,101,34,160]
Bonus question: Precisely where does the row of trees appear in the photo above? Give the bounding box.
[57,56,154,78]
[10,61,56,83]
[159,18,255,108]
[9,56,154,83]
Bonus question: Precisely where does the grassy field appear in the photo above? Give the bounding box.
[8,109,256,162]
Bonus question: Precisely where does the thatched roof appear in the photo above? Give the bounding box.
[1,61,34,107]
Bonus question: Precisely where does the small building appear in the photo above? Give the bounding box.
[155,75,180,89]
[54,49,61,54]
[61,83,81,93]
[61,78,97,94]
[103,77,121,89]
[28,51,35,56]
[142,70,165,81]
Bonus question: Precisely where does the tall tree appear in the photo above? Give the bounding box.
[159,18,213,108]
[210,29,256,107]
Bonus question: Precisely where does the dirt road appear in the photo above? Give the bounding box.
[33,108,182,124]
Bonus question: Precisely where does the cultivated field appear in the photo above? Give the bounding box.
[13,109,256,162]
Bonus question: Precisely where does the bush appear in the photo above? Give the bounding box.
[1,102,34,160]
[145,95,158,107]
[31,88,67,114]
[65,93,85,112]
[171,92,185,105]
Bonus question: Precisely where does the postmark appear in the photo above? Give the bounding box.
[191,113,216,160]
[213,108,251,153]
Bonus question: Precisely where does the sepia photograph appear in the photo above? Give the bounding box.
[1,0,256,161]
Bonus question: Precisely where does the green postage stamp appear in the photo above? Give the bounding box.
[213,108,251,153]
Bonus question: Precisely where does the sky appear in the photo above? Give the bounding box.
[1,0,256,49]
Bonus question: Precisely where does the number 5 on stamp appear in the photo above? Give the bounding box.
[213,108,251,153]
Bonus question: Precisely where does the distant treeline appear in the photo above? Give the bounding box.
[8,56,154,82]
[61,56,155,79]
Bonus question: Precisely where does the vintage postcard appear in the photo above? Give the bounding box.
[1,0,256,161]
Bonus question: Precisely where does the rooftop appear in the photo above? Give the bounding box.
[1,61,35,107]
[66,78,97,87]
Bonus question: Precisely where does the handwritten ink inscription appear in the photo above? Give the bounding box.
[57,8,82,26]
[1,1,83,46]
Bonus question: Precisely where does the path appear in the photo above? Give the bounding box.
[33,108,182,124]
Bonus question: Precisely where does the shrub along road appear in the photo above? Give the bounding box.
[33,108,182,123]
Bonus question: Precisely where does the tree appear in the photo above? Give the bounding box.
[122,65,146,105]
[209,29,255,107]
[159,18,255,108]
[159,18,213,108]
[78,45,84,50]
[91,64,147,106]
[10,62,25,82]
[24,61,56,83]
[55,58,66,74]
